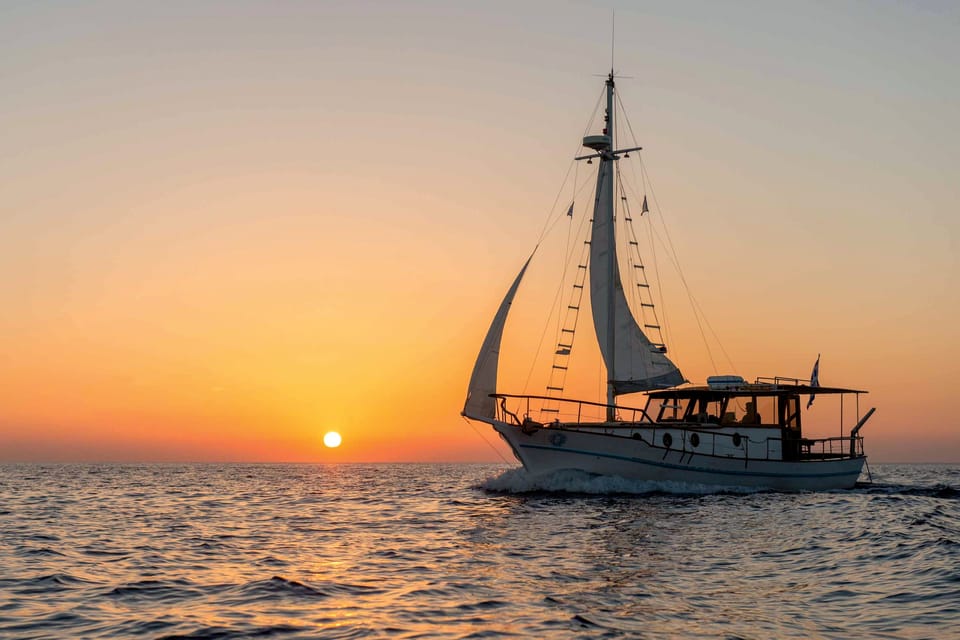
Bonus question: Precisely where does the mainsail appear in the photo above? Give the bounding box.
[462,256,532,419]
[587,77,684,397]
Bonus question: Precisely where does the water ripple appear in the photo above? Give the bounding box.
[0,462,956,639]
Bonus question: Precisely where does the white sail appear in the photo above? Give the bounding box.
[462,256,533,420]
[589,157,684,395]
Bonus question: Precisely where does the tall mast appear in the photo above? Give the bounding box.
[579,72,646,419]
[603,71,616,420]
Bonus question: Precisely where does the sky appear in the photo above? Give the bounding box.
[1,1,957,463]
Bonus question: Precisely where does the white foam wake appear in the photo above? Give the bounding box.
[481,467,761,495]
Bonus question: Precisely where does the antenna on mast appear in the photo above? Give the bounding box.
[611,10,616,74]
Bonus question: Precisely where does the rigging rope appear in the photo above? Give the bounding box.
[461,415,510,464]
[616,90,739,377]
[534,87,606,246]
[618,165,673,357]
[639,157,738,376]
[614,163,669,364]
[521,181,594,398]
[517,88,605,398]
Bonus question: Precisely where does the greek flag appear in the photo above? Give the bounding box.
[806,354,820,409]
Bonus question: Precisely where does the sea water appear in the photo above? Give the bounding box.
[0,463,956,639]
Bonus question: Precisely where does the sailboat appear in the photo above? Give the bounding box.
[462,72,874,491]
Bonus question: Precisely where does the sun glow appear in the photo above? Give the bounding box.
[323,431,342,448]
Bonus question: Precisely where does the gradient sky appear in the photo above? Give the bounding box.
[1,1,957,462]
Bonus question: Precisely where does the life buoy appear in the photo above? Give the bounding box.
[662,433,673,448]
[732,433,742,447]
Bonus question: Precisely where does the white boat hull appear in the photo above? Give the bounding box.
[490,420,865,491]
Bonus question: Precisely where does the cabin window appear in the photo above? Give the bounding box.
[723,397,776,426]
[653,397,688,422]
[756,397,776,425]
[779,395,801,429]
[686,399,724,424]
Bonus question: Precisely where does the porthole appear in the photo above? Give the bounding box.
[732,433,742,447]
[662,433,673,448]
[689,433,700,448]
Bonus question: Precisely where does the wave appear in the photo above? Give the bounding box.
[480,467,761,495]
[855,482,959,499]
[2,462,956,640]
[106,578,201,602]
[2,572,100,596]
[19,546,67,557]
[223,576,386,602]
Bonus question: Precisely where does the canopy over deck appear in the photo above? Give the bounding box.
[647,384,867,400]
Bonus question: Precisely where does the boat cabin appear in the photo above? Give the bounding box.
[490,375,871,463]
[646,380,863,427]
[644,377,868,460]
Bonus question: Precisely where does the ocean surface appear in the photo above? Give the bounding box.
[1,463,957,639]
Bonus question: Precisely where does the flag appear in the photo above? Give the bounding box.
[641,195,649,215]
[806,354,820,409]
[566,202,574,217]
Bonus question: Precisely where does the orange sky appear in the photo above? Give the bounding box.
[1,2,957,462]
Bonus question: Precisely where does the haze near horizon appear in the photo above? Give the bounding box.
[1,1,957,463]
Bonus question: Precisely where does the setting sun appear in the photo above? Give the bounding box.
[323,431,342,448]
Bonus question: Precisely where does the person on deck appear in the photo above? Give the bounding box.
[741,401,760,425]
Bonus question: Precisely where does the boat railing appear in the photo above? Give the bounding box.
[765,435,864,461]
[493,394,866,461]
[492,393,654,426]
[648,429,865,462]
[793,435,865,460]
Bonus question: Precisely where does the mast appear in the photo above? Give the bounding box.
[580,73,678,417]
[603,71,616,420]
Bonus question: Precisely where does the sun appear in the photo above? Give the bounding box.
[323,431,342,448]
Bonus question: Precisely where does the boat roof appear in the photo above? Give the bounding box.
[647,384,867,399]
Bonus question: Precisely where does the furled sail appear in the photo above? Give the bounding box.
[462,256,533,420]
[589,160,684,395]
